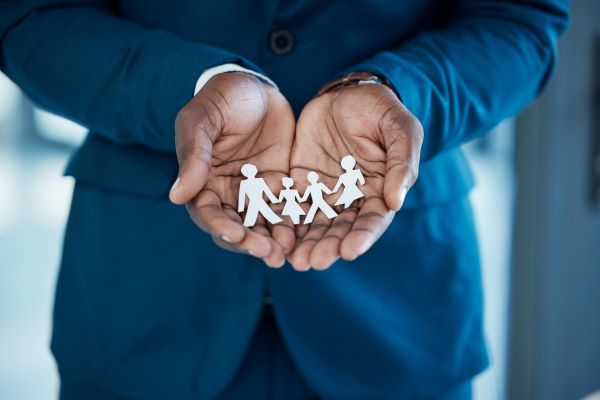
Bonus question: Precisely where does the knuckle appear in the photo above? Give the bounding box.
[175,105,193,132]
[410,117,424,145]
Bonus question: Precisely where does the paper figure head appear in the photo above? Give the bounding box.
[341,155,356,171]
[241,163,257,178]
[307,171,319,184]
[282,177,294,189]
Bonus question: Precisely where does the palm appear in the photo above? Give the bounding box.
[174,74,295,266]
[288,84,421,270]
[199,87,295,249]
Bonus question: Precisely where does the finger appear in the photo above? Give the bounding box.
[223,205,244,224]
[294,222,310,241]
[210,207,249,253]
[222,207,281,259]
[170,115,219,205]
[251,221,286,268]
[340,196,395,261]
[212,235,244,253]
[287,213,332,271]
[382,122,421,211]
[258,238,286,268]
[271,223,296,255]
[211,229,276,261]
[213,235,284,268]
[309,207,357,270]
[240,230,274,259]
[186,189,247,244]
[262,247,286,268]
[383,162,412,211]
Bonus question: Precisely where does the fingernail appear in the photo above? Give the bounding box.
[248,250,257,257]
[221,235,232,243]
[397,186,408,209]
[170,177,180,195]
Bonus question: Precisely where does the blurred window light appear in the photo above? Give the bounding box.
[31,159,74,228]
[33,109,86,148]
[0,73,20,128]
[0,153,19,232]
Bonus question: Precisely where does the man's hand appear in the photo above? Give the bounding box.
[169,72,295,268]
[288,82,423,271]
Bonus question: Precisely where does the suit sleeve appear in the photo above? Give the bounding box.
[0,0,263,152]
[345,0,570,161]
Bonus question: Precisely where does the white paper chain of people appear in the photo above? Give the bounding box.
[237,155,366,227]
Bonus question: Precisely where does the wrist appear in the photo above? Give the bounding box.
[194,63,278,96]
[318,71,396,97]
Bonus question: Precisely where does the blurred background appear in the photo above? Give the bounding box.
[0,1,598,399]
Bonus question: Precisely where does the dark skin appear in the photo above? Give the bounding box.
[170,73,423,271]
[288,83,422,270]
[169,72,295,268]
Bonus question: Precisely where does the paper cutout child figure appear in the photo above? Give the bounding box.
[300,171,338,224]
[332,155,365,209]
[238,163,282,227]
[278,177,306,225]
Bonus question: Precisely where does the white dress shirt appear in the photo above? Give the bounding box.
[194,63,277,96]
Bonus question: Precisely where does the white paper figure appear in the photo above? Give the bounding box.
[300,171,338,224]
[238,164,283,227]
[278,177,306,225]
[332,155,365,209]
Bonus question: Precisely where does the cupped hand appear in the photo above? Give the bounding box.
[287,82,423,271]
[169,72,295,268]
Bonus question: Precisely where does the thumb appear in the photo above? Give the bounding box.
[382,126,422,211]
[383,162,413,212]
[169,124,216,205]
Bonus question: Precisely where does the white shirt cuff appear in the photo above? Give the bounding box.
[194,63,278,96]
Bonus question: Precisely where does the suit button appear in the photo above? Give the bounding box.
[269,29,294,55]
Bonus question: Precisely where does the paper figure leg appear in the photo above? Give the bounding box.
[243,205,260,227]
[258,202,283,225]
[319,203,338,219]
[290,214,300,225]
[335,188,363,209]
[303,204,319,225]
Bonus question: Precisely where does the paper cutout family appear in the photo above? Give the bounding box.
[238,155,366,227]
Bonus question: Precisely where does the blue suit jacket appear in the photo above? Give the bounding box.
[0,0,568,398]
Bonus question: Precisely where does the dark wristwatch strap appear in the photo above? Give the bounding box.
[318,71,395,96]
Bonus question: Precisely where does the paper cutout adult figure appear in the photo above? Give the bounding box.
[332,155,366,208]
[238,163,283,227]
[278,177,306,225]
[300,171,338,224]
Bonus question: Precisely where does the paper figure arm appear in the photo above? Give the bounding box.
[299,188,310,203]
[357,170,366,185]
[263,181,280,204]
[321,183,334,195]
[332,177,343,193]
[238,183,246,212]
